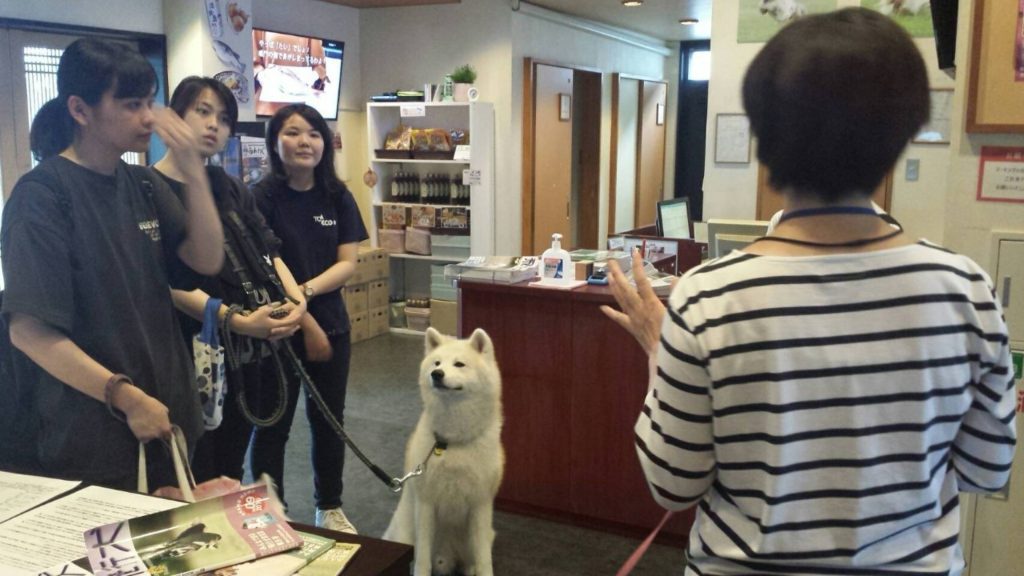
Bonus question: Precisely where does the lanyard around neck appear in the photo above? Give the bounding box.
[777,205,878,224]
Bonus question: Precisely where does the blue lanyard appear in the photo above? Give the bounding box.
[777,206,877,224]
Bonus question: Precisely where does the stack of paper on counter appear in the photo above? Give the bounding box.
[0,483,182,576]
[205,531,333,576]
[84,484,301,576]
[444,256,539,284]
[298,542,360,576]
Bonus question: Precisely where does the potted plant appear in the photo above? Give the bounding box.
[450,64,477,102]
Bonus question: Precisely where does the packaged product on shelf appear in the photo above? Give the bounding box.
[383,124,412,150]
[427,128,451,151]
[382,204,407,229]
[410,205,437,228]
[405,226,432,255]
[411,129,432,151]
[379,228,406,253]
[449,129,469,146]
[438,206,470,231]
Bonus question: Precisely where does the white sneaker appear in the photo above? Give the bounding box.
[316,506,358,534]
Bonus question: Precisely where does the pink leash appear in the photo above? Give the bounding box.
[616,511,675,575]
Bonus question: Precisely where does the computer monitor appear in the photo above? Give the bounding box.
[706,219,770,259]
[656,197,692,239]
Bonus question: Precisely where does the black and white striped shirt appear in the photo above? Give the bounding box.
[636,241,1016,575]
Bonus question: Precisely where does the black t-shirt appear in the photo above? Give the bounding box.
[0,156,203,484]
[252,177,368,335]
[157,166,283,340]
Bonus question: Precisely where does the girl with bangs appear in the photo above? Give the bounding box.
[0,38,222,490]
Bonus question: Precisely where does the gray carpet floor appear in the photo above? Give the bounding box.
[266,332,684,574]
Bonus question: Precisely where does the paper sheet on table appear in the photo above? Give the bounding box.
[0,471,80,524]
[0,485,183,576]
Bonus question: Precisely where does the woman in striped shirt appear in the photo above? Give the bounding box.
[604,8,1016,575]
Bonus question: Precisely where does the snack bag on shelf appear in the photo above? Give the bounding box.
[383,125,412,150]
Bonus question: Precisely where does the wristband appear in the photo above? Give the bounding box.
[104,373,133,422]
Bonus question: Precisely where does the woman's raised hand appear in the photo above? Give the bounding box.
[600,250,667,356]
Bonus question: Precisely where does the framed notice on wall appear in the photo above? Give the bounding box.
[977,146,1024,202]
[966,0,1024,132]
[715,114,751,164]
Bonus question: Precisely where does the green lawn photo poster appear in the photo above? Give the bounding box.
[738,0,838,43]
[861,0,936,37]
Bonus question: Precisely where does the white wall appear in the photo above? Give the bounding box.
[250,0,366,220]
[941,0,1024,271]
[360,0,514,249]
[509,3,671,253]
[703,0,953,244]
[0,0,163,33]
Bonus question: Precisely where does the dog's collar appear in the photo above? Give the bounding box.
[432,433,449,455]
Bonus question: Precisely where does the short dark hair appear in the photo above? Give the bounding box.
[265,104,346,196]
[30,38,156,161]
[742,7,929,200]
[168,76,239,134]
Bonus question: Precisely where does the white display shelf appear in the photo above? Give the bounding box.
[372,158,470,165]
[367,101,494,305]
[389,253,464,263]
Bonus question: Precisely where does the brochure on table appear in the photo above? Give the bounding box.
[0,485,183,576]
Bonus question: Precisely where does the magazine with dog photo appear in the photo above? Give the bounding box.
[83,484,301,576]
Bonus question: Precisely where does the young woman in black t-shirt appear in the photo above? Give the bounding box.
[0,39,222,489]
[251,104,368,534]
[153,76,308,484]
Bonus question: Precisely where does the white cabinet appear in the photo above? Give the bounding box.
[959,232,1024,575]
[365,102,495,319]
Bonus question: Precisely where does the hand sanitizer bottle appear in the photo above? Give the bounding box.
[540,233,573,280]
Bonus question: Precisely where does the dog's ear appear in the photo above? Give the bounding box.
[425,327,445,352]
[468,328,493,356]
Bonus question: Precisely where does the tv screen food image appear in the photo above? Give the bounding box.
[252,29,343,120]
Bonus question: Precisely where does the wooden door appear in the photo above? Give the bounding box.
[574,70,601,249]
[635,80,667,228]
[755,163,893,221]
[530,63,574,254]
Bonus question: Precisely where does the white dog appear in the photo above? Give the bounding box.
[877,0,931,16]
[383,328,505,576]
[759,0,807,23]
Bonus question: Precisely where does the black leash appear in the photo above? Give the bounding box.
[217,204,421,492]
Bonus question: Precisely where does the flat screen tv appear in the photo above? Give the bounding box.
[252,28,344,120]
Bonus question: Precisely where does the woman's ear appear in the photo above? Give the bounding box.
[66,95,90,127]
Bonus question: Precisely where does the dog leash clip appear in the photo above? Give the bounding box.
[389,465,424,493]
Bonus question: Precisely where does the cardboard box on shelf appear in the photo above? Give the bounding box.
[369,306,389,336]
[350,311,369,343]
[344,283,368,315]
[430,298,458,336]
[368,279,388,309]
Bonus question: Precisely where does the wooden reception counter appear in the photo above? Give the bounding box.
[458,280,694,543]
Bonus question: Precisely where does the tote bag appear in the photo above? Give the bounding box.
[194,297,227,430]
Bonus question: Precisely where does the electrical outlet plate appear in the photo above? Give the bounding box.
[905,158,920,182]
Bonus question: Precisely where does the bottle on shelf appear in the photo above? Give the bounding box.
[442,75,454,102]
